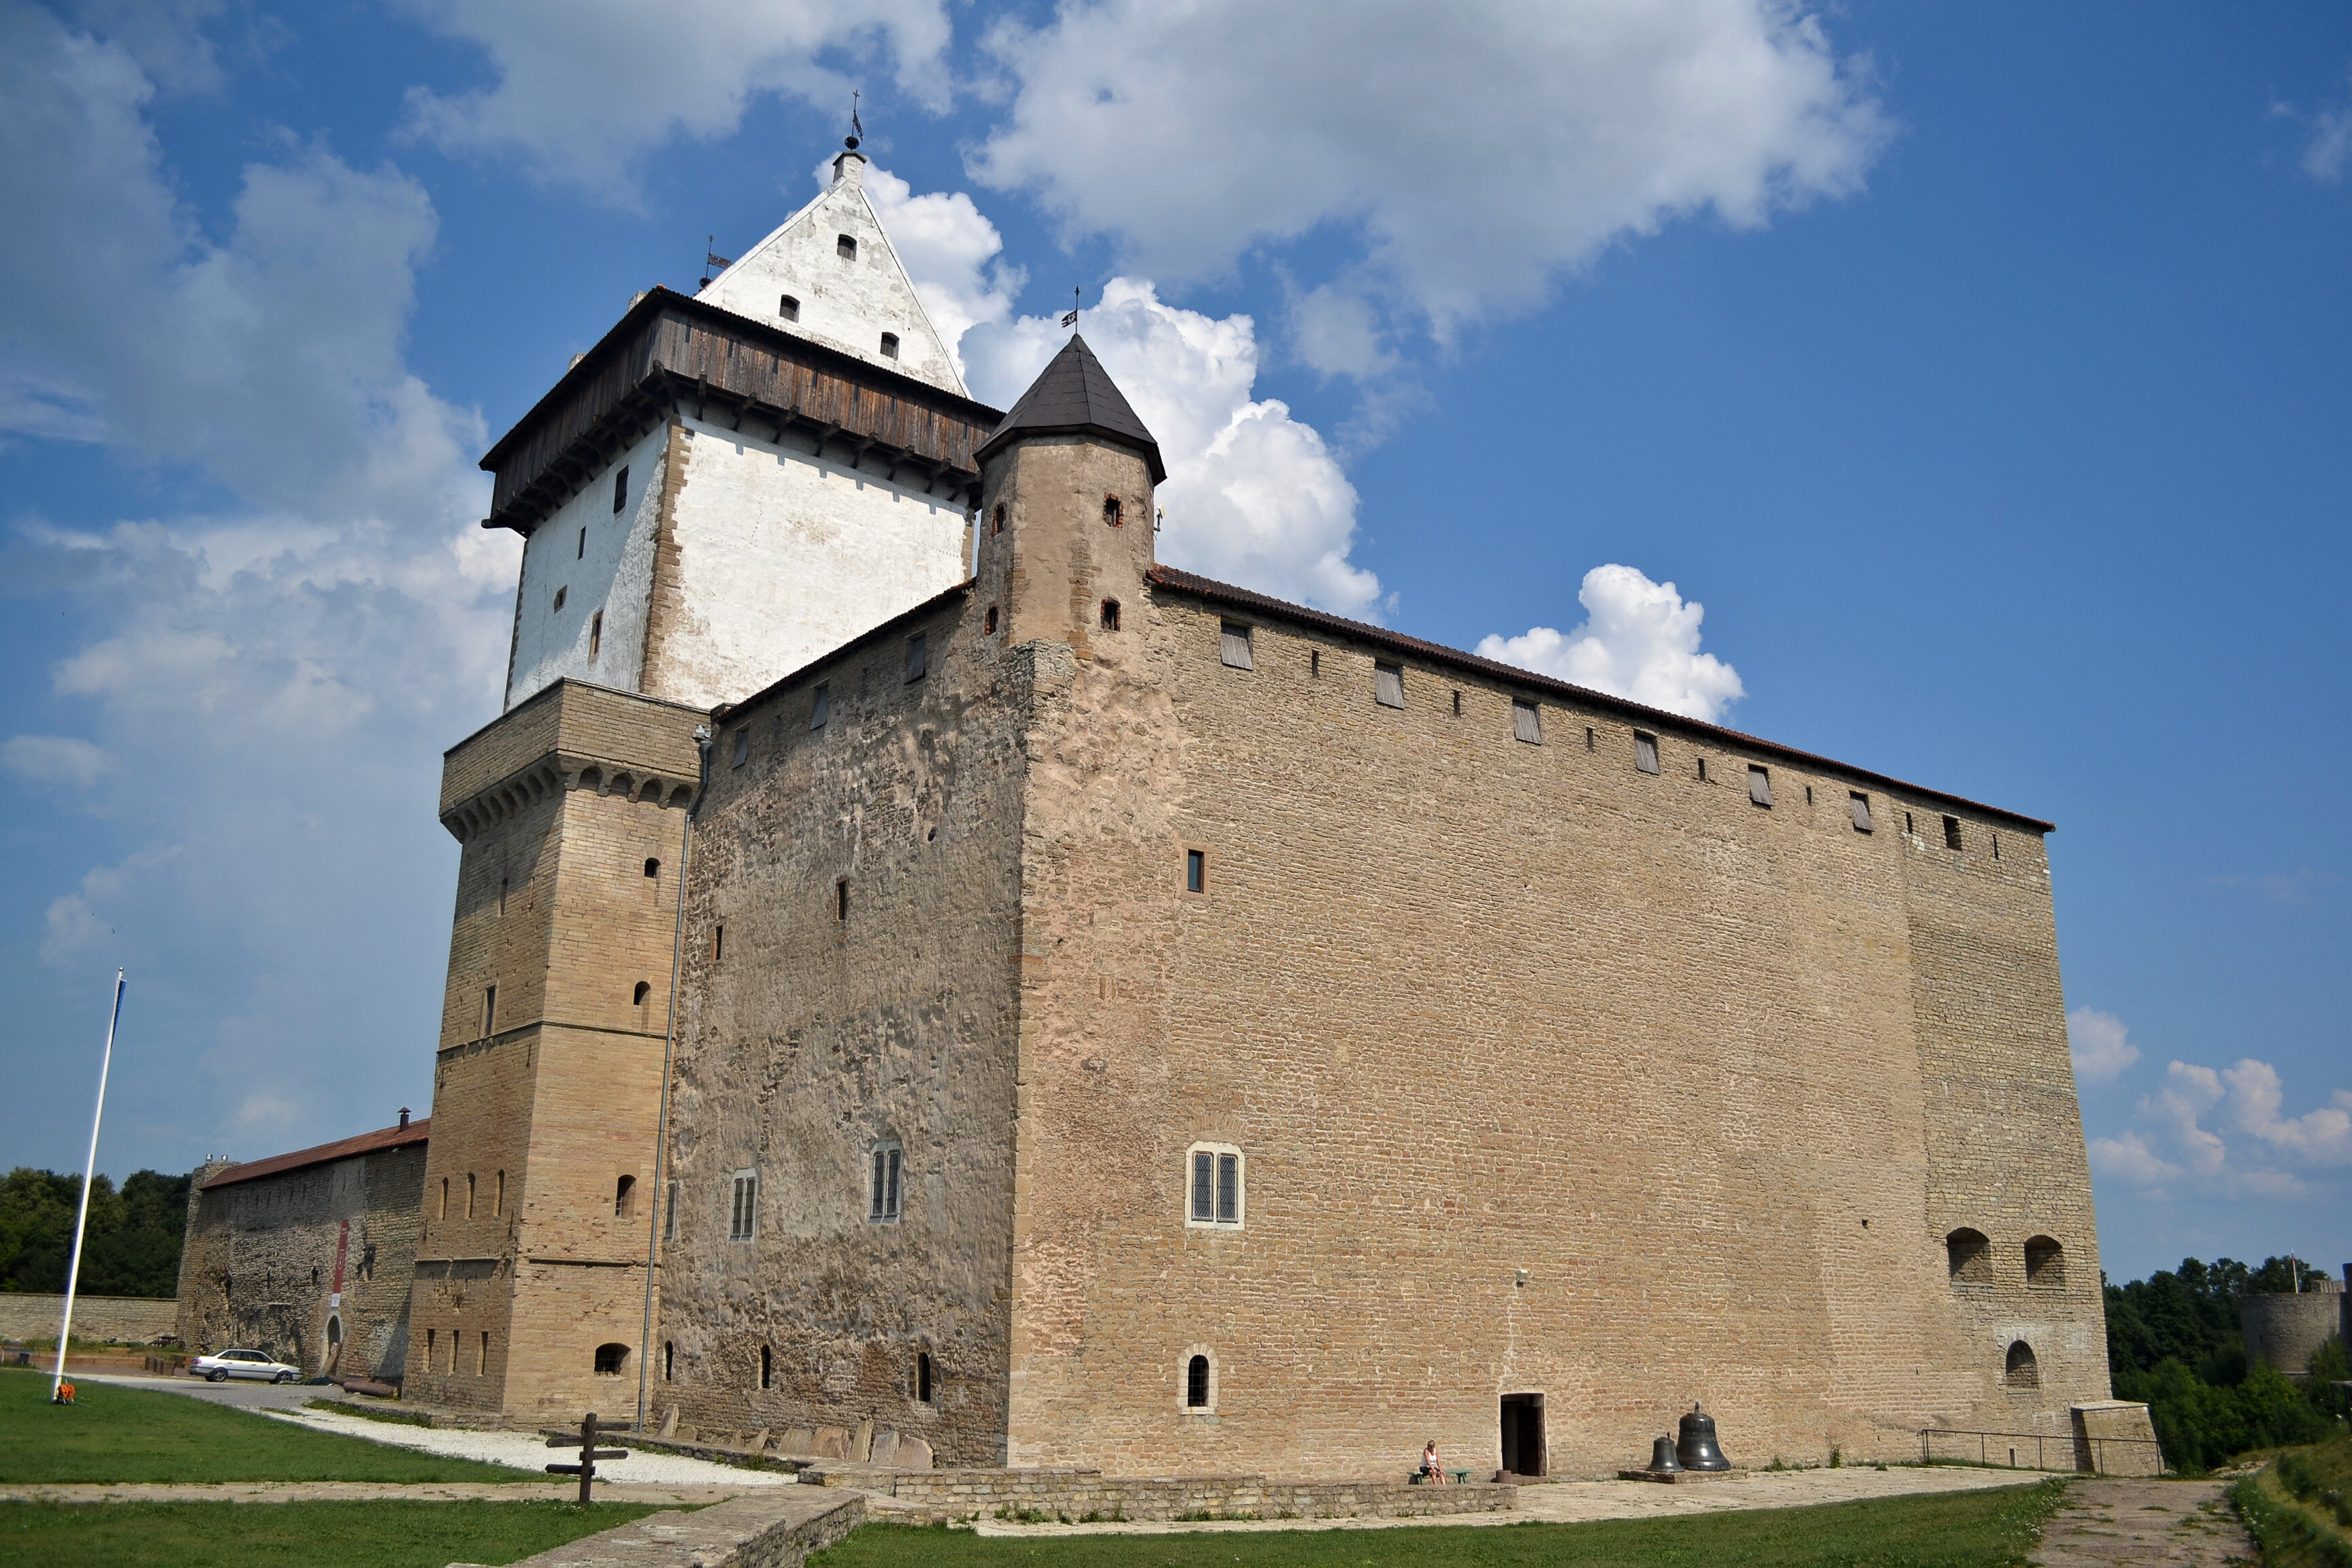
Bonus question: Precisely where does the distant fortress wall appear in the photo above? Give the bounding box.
[0,1294,178,1344]
[2237,1276,2348,1378]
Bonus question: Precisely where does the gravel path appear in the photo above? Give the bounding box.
[259,1404,789,1488]
[2030,1477,2255,1567]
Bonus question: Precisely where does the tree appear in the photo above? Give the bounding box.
[0,1166,191,1300]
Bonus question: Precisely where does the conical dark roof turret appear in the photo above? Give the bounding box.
[976,334,1165,483]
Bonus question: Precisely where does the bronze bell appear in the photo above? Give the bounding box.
[1676,1403,1731,1471]
[1648,1435,1683,1473]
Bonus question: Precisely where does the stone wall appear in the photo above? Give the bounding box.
[799,1466,1518,1524]
[176,1142,425,1377]
[0,1294,178,1343]
[662,582,1026,1466]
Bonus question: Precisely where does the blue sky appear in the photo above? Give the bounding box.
[0,0,2345,1286]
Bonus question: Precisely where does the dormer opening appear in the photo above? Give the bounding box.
[779,294,800,321]
[879,332,900,359]
[836,234,857,260]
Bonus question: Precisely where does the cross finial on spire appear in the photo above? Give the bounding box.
[1060,285,1081,329]
[847,90,863,150]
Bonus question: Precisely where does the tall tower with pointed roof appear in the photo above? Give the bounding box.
[404,139,1003,1422]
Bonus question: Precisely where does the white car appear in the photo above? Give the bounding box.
[191,1348,301,1384]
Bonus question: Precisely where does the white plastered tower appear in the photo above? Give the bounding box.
[496,141,994,715]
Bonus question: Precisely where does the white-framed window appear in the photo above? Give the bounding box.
[728,1169,758,1242]
[1185,1143,1244,1228]
[869,1141,902,1223]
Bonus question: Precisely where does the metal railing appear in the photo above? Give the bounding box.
[1918,1428,2165,1475]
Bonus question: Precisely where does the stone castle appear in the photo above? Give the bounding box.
[177,136,2134,1478]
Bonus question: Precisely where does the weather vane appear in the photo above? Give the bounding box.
[1061,286,1081,329]
[848,90,863,149]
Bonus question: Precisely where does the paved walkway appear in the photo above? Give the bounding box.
[2031,1477,2255,1567]
[70,1372,787,1491]
[966,1465,2036,1537]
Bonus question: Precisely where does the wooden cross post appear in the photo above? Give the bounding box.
[545,1411,631,1505]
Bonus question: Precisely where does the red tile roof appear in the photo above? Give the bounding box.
[201,1118,429,1190]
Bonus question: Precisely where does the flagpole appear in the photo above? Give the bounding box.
[53,969,127,1403]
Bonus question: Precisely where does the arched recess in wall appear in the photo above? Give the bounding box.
[2024,1235,2065,1288]
[593,1342,629,1376]
[1180,1343,1217,1413]
[1946,1228,1992,1284]
[2005,1340,2039,1388]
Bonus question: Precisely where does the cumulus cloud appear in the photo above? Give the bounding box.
[972,0,1891,346]
[3,734,110,788]
[962,278,1381,615]
[856,161,1024,380]
[0,7,511,1160]
[2089,1131,2178,1188]
[1475,566,1745,722]
[2091,1049,2350,1198]
[396,0,952,197]
[2067,1006,2142,1084]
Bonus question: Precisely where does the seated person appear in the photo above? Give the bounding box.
[1420,1439,1445,1483]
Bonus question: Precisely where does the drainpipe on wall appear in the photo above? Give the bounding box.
[636,725,711,1435]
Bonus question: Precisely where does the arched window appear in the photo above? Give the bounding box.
[634,981,653,1006]
[1185,1352,1211,1409]
[779,294,800,321]
[2024,1236,2065,1288]
[326,1315,342,1349]
[615,1174,636,1218]
[760,1344,772,1389]
[836,234,857,260]
[594,1342,629,1376]
[879,332,900,359]
[644,857,660,879]
[1946,1228,1991,1284]
[915,1350,934,1403]
[2005,1340,2039,1388]
[663,1340,674,1381]
[1100,599,1120,632]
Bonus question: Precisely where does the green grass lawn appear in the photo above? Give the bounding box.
[0,1500,668,1567]
[0,1365,532,1484]
[811,1480,2066,1568]
[2232,1431,2352,1568]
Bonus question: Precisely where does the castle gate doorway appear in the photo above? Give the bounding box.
[1499,1392,1546,1477]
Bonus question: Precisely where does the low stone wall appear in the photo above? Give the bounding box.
[454,1488,864,1568]
[797,1465,1518,1524]
[0,1294,178,1345]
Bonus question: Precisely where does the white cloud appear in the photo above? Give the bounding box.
[2210,866,2344,906]
[962,278,1381,616]
[1475,565,1745,722]
[2220,1059,2352,1162]
[2089,1131,2178,1188]
[0,7,512,1159]
[2094,1053,2350,1198]
[2309,108,2351,184]
[3,734,110,788]
[395,0,952,197]
[2067,1006,2142,1084]
[856,161,1025,380]
[972,0,1891,344]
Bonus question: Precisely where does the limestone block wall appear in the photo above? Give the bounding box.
[0,1294,178,1343]
[996,560,2104,1474]
[176,1143,426,1377]
[663,583,1025,1466]
[410,681,705,1418]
